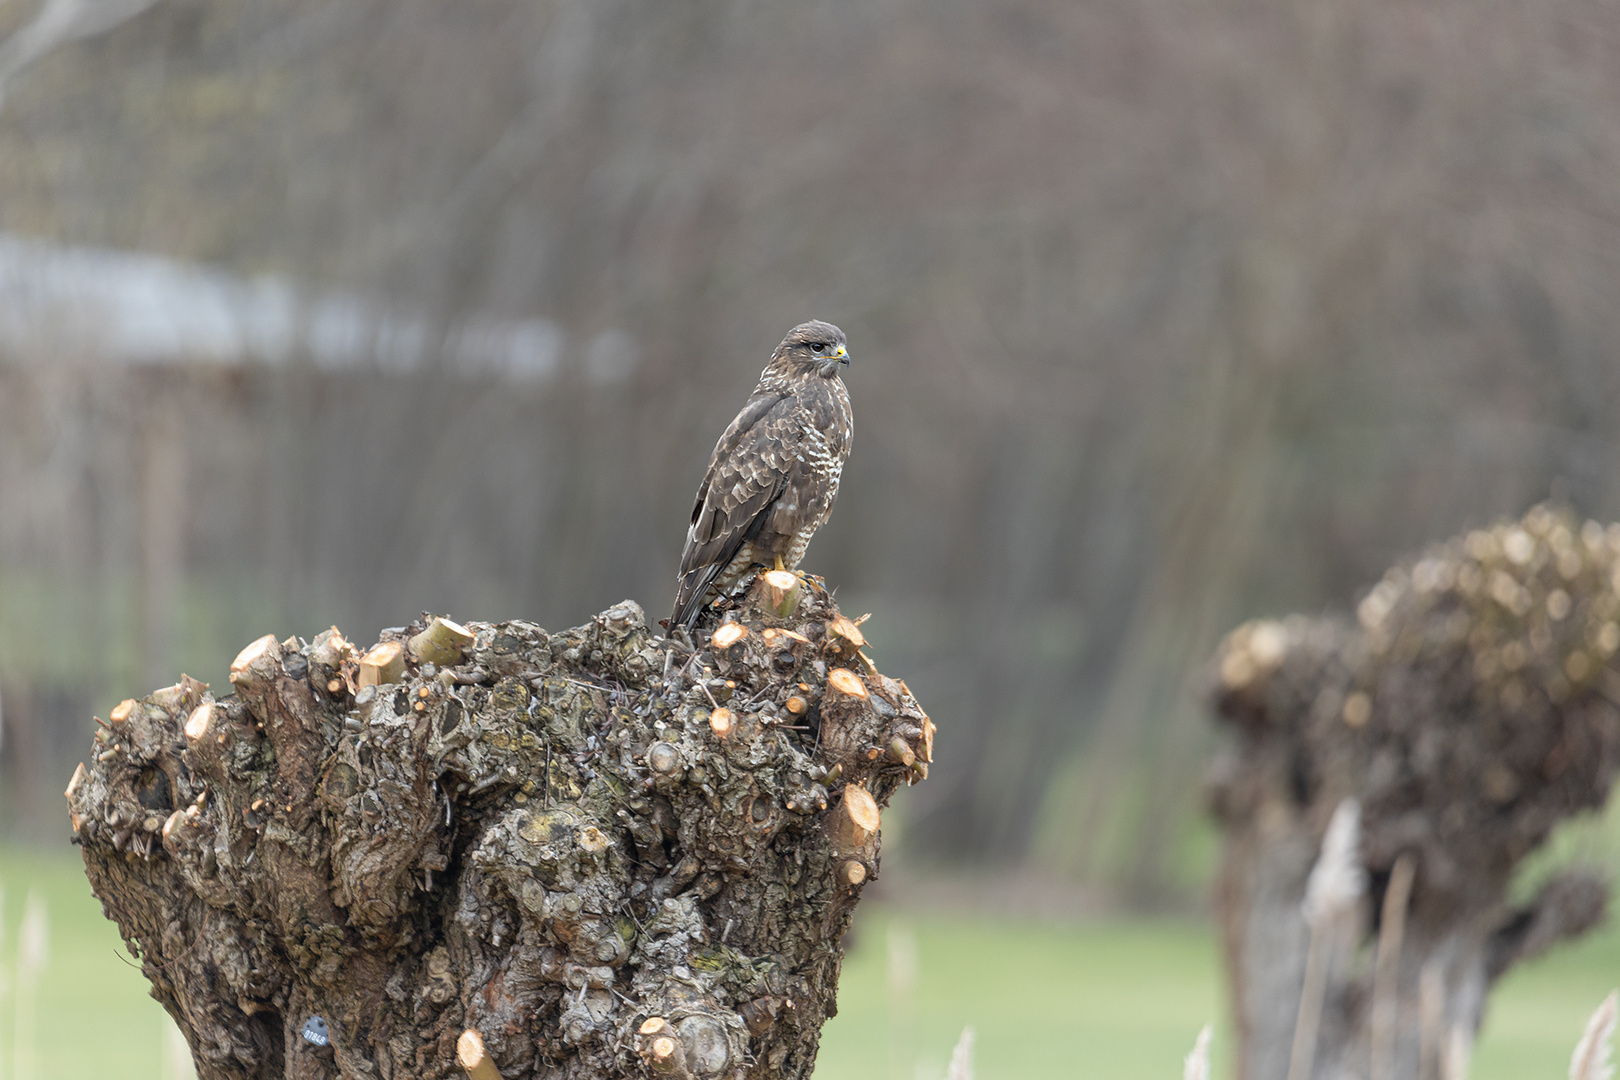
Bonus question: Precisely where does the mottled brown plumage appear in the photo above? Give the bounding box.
[671,320,854,629]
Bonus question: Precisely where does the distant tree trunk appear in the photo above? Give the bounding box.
[1209,505,1620,1080]
[66,585,932,1080]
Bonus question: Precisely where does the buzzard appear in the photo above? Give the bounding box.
[670,320,854,630]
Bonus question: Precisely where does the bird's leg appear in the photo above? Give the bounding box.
[774,555,786,572]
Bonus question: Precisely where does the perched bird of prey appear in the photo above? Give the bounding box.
[671,320,853,630]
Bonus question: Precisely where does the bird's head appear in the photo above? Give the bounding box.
[773,320,849,378]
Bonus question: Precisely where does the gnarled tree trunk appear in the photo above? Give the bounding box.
[65,582,932,1080]
[1209,505,1620,1080]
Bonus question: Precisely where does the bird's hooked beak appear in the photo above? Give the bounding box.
[817,343,850,376]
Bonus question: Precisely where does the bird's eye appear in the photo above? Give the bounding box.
[810,342,827,354]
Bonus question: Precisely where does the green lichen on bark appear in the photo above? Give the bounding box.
[67,584,932,1080]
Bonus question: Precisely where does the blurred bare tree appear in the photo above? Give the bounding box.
[2,0,1619,902]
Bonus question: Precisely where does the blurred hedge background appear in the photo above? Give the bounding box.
[3,0,1620,904]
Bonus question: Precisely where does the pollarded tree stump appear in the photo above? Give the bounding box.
[1209,505,1620,1080]
[65,585,933,1080]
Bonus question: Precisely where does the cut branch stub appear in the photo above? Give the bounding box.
[308,626,353,670]
[824,616,865,658]
[64,762,88,833]
[183,702,213,742]
[228,633,281,688]
[64,761,87,799]
[760,627,810,651]
[458,1029,503,1080]
[828,784,881,852]
[357,640,406,687]
[150,679,202,715]
[409,616,476,667]
[815,669,881,767]
[826,668,867,699]
[712,622,749,650]
[70,592,930,1080]
[647,1036,687,1078]
[760,569,801,618]
[179,703,225,783]
[637,1018,692,1079]
[647,740,683,773]
[638,1017,673,1037]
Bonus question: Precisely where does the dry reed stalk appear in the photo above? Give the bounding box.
[1571,991,1618,1080]
[0,881,7,1080]
[1288,929,1332,1080]
[886,923,918,1080]
[1442,1023,1472,1080]
[1184,1024,1212,1080]
[1288,798,1365,1080]
[1418,960,1445,1080]
[14,891,47,1080]
[945,1026,975,1080]
[1370,854,1417,1080]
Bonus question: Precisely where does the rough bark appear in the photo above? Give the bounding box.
[66,582,932,1080]
[1209,505,1620,1080]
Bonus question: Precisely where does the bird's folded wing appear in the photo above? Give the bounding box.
[680,393,796,580]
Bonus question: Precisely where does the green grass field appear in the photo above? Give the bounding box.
[0,846,1613,1080]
